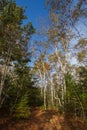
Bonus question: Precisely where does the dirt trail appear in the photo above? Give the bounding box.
[0,108,87,130]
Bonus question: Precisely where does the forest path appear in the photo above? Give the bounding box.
[0,107,87,130]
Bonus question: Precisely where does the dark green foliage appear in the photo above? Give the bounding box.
[1,65,43,117]
[65,73,77,113]
[78,66,87,91]
[1,61,43,118]
[77,67,87,115]
[28,87,43,107]
[0,1,26,26]
[14,93,30,119]
[65,71,87,118]
[0,74,13,110]
[65,73,82,114]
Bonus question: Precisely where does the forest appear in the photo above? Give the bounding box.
[0,0,87,130]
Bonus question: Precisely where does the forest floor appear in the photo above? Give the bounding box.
[0,107,87,130]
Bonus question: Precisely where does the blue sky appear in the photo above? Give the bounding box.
[15,0,87,39]
[16,0,48,29]
[15,0,87,66]
[15,0,49,66]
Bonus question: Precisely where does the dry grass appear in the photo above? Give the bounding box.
[0,108,87,130]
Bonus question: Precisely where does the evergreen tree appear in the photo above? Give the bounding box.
[0,0,35,107]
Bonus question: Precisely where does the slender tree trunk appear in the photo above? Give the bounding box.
[43,73,46,110]
[39,70,43,97]
[55,47,67,111]
[54,90,62,107]
[47,72,54,108]
[44,84,46,110]
[0,46,12,106]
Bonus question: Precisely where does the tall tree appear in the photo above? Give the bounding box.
[0,0,35,106]
[45,0,87,117]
